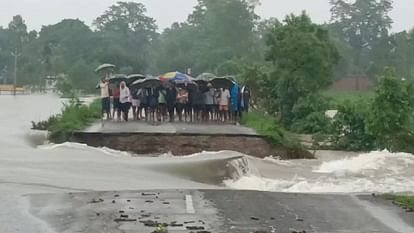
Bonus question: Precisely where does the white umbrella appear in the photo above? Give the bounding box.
[95,64,116,73]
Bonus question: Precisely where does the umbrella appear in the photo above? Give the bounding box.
[130,77,161,90]
[211,77,235,89]
[108,74,128,85]
[127,74,146,86]
[225,75,237,83]
[159,71,193,83]
[195,73,216,83]
[95,64,116,73]
[175,80,198,91]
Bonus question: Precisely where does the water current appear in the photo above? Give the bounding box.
[1,94,413,196]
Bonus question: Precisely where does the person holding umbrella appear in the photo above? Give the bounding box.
[100,78,111,120]
[111,84,121,121]
[119,81,131,121]
[166,83,177,122]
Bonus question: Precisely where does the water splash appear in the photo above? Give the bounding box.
[225,151,414,193]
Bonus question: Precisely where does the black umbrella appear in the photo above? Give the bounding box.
[130,77,161,90]
[127,74,146,86]
[108,74,128,84]
[224,75,237,83]
[211,77,235,89]
[175,80,198,91]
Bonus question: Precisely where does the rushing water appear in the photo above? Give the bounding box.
[1,94,413,196]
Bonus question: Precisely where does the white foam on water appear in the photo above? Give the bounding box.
[315,150,414,176]
[225,150,414,193]
[38,142,133,158]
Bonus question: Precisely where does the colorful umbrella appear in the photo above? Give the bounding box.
[159,71,193,83]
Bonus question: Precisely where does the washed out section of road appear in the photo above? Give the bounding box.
[27,190,414,233]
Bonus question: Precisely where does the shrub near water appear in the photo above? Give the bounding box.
[49,98,101,143]
[241,111,301,149]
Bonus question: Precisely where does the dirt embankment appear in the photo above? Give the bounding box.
[71,133,313,159]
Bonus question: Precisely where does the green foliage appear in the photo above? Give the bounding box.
[323,90,374,106]
[382,194,414,210]
[150,0,259,74]
[328,70,414,152]
[367,70,414,152]
[265,12,339,126]
[67,59,99,92]
[329,100,376,151]
[290,94,331,134]
[241,111,301,149]
[48,98,101,143]
[329,0,393,75]
[56,77,75,98]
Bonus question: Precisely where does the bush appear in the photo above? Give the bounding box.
[48,97,101,143]
[290,94,331,134]
[327,70,414,153]
[367,72,414,153]
[328,100,376,151]
[241,111,301,149]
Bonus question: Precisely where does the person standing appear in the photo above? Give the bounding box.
[119,81,131,122]
[131,89,141,120]
[213,88,221,121]
[148,88,159,122]
[231,83,241,124]
[219,87,230,122]
[100,78,111,120]
[176,87,189,122]
[166,84,177,122]
[242,86,251,113]
[158,87,167,122]
[112,85,121,121]
[204,84,215,122]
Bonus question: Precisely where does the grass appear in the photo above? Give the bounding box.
[382,194,414,210]
[241,111,302,149]
[48,98,101,143]
[322,90,374,106]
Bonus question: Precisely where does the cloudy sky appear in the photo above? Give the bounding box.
[0,0,412,32]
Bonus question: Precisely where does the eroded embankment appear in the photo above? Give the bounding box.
[70,132,313,159]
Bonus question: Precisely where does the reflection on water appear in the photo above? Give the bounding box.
[0,94,413,196]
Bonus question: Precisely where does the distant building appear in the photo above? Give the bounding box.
[331,75,375,91]
[45,74,65,91]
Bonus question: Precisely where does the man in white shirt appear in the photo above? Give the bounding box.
[219,88,230,122]
[100,78,111,120]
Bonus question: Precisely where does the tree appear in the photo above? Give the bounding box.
[8,15,28,52]
[94,1,158,72]
[265,12,339,126]
[329,0,393,75]
[189,0,259,72]
[368,69,414,152]
[387,30,414,80]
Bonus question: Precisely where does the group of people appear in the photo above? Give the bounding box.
[100,78,250,124]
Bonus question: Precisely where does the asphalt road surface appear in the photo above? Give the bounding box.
[27,190,414,233]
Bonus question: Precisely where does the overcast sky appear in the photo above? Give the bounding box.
[0,0,412,32]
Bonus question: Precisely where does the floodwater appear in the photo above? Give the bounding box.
[0,94,413,232]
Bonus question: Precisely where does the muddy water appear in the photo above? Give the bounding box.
[1,94,413,195]
[0,94,413,232]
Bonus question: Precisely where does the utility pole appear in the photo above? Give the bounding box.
[11,50,21,96]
